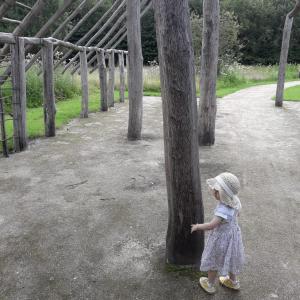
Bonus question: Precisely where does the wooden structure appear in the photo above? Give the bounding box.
[0,0,148,157]
[275,0,300,107]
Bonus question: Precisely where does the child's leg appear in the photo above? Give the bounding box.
[208,270,218,284]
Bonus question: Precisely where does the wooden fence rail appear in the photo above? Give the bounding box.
[0,32,128,157]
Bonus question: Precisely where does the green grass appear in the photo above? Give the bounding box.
[1,90,128,152]
[283,85,300,101]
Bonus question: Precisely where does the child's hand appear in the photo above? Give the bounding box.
[191,224,199,233]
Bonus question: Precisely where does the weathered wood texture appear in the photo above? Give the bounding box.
[80,49,89,118]
[11,37,27,152]
[97,49,108,111]
[275,15,294,107]
[119,52,125,103]
[42,40,56,137]
[108,51,115,107]
[289,0,300,18]
[153,0,204,265]
[127,0,143,140]
[198,0,220,146]
[0,89,9,157]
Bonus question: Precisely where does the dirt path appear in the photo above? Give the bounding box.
[0,83,299,299]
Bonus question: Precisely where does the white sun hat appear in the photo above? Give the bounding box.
[207,172,242,210]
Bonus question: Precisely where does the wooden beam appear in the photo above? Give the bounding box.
[107,50,115,107]
[80,49,89,118]
[289,0,300,18]
[0,88,9,157]
[127,0,143,140]
[10,37,27,152]
[97,49,108,111]
[42,40,56,137]
[1,17,22,25]
[25,0,87,71]
[15,1,32,10]
[65,0,126,74]
[88,0,152,74]
[55,0,121,71]
[119,52,125,103]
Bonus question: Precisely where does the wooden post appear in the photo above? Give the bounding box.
[275,15,294,107]
[11,37,27,152]
[0,89,9,157]
[42,40,56,137]
[80,49,89,118]
[97,49,108,111]
[153,0,204,265]
[119,52,125,103]
[198,0,220,146]
[127,0,143,140]
[108,50,115,107]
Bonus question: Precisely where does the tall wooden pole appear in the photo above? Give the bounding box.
[127,0,143,140]
[119,52,125,103]
[42,40,56,137]
[108,50,115,107]
[198,0,220,146]
[80,49,89,118]
[11,37,27,152]
[97,49,108,111]
[153,0,204,265]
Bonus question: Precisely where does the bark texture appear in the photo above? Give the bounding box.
[127,0,143,140]
[153,0,204,265]
[97,49,108,111]
[198,0,220,146]
[42,40,56,137]
[80,49,89,118]
[108,51,115,107]
[11,37,27,152]
[119,52,125,103]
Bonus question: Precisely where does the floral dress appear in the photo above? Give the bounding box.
[200,203,245,275]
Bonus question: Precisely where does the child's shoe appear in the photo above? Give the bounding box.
[219,276,240,290]
[199,277,216,294]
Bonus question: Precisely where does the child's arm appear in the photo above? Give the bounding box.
[191,217,222,233]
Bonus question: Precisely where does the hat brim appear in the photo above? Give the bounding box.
[206,178,222,191]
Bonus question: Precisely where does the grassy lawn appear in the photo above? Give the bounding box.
[283,85,300,101]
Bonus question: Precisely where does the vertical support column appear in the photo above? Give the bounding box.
[80,48,89,118]
[275,15,294,107]
[11,36,27,151]
[127,0,143,140]
[108,50,115,107]
[119,51,125,103]
[97,49,108,111]
[125,52,128,92]
[0,89,9,157]
[198,0,220,146]
[42,40,56,137]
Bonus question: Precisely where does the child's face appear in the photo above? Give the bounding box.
[212,189,221,201]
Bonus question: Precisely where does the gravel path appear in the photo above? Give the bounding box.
[0,82,299,299]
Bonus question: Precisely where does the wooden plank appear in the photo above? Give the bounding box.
[107,50,115,107]
[119,52,125,103]
[97,49,108,111]
[15,1,32,10]
[1,17,22,25]
[80,49,89,118]
[10,37,27,152]
[127,0,143,140]
[42,40,56,137]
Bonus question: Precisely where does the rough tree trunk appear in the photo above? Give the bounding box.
[198,0,220,146]
[275,0,300,107]
[127,0,143,140]
[80,49,89,118]
[97,49,108,111]
[153,0,204,265]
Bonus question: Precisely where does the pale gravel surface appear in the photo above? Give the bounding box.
[0,82,299,299]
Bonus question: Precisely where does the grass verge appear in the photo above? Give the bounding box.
[282,85,300,101]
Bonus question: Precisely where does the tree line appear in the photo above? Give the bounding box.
[1,0,300,65]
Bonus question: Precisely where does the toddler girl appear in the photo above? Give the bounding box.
[191,172,245,294]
